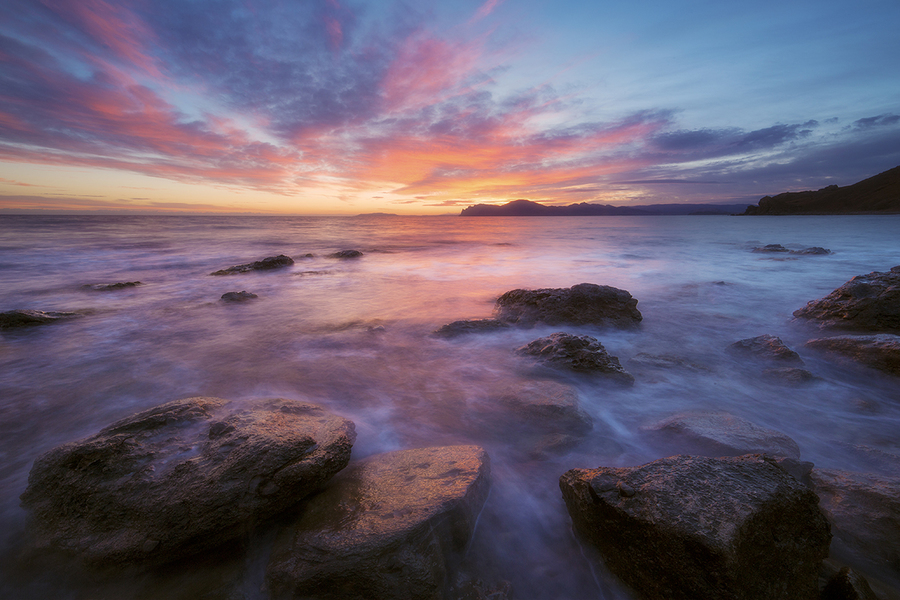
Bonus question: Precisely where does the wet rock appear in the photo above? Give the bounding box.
[327,249,363,259]
[727,334,804,364]
[433,318,510,338]
[763,366,817,385]
[210,254,294,275]
[628,352,712,372]
[19,397,355,566]
[753,243,791,253]
[795,246,832,255]
[266,445,490,600]
[517,332,634,385]
[495,282,642,328]
[793,266,900,332]
[220,291,258,303]
[642,412,802,460]
[0,309,81,329]
[810,468,900,578]
[81,281,142,291]
[806,334,900,375]
[465,381,592,458]
[559,454,831,600]
[821,567,881,600]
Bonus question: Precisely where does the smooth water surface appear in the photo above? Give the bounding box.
[1,214,899,599]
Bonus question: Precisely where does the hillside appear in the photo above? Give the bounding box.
[742,166,900,215]
[459,199,749,216]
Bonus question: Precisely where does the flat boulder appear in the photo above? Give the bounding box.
[727,334,804,364]
[642,412,802,459]
[793,266,900,332]
[810,468,900,578]
[210,254,294,275]
[221,290,258,302]
[266,445,490,600]
[806,334,900,375]
[495,283,642,328]
[433,318,509,338]
[19,397,355,566]
[517,332,634,385]
[0,309,80,329]
[559,454,831,600]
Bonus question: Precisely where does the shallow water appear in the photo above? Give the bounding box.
[1,214,899,599]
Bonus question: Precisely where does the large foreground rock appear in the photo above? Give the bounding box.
[517,332,634,385]
[0,309,80,329]
[266,445,490,600]
[811,468,900,577]
[793,266,900,332]
[495,283,642,328]
[560,454,831,600]
[643,412,802,460]
[806,334,900,375]
[20,397,355,566]
[210,254,294,275]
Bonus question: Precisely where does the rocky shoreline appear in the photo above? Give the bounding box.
[9,261,900,599]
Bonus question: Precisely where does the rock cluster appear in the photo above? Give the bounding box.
[560,454,831,600]
[495,282,642,328]
[210,254,294,275]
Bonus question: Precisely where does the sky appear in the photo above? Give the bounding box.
[1,0,899,215]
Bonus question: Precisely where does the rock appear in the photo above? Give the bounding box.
[220,291,258,302]
[210,255,294,275]
[753,243,791,253]
[628,352,712,372]
[266,445,490,600]
[793,266,900,332]
[0,309,80,329]
[559,454,831,600]
[81,281,142,291]
[433,319,510,338]
[727,334,804,364]
[796,247,832,255]
[642,412,802,460]
[517,332,634,385]
[327,249,363,259]
[763,366,817,384]
[810,468,900,577]
[821,567,881,600]
[806,334,900,375]
[19,397,355,566]
[494,283,642,328]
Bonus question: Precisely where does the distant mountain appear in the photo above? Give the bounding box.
[743,166,900,215]
[459,199,749,216]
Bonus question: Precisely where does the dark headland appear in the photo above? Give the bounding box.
[742,165,900,215]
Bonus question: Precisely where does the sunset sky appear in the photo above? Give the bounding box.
[1,0,899,215]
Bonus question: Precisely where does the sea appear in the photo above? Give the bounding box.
[1,214,898,599]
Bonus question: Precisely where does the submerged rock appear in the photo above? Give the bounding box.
[0,309,81,329]
[495,282,642,328]
[327,249,363,259]
[806,334,900,375]
[266,445,490,600]
[433,318,510,338]
[752,243,791,253]
[19,397,355,566]
[727,334,804,364]
[220,290,258,303]
[762,366,817,385]
[796,246,832,255]
[751,244,831,255]
[642,412,802,460]
[210,254,294,275]
[793,266,900,332]
[81,281,142,291]
[559,454,831,600]
[810,468,900,578]
[517,332,634,385]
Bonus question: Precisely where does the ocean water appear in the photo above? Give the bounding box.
[0,214,898,599]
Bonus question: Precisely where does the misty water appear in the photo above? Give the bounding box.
[1,214,899,599]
